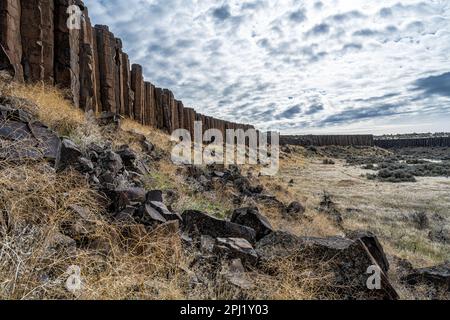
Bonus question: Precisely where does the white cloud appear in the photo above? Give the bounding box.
[85,0,450,134]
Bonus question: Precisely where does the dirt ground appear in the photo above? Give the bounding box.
[270,150,450,269]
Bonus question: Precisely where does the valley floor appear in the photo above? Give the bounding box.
[267,149,450,269]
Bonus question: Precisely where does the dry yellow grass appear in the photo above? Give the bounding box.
[1,77,336,300]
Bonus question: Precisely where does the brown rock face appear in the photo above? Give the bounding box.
[130,64,144,123]
[94,25,116,113]
[20,0,55,83]
[79,6,96,111]
[113,38,122,114]
[121,52,132,117]
[54,0,80,107]
[0,0,23,81]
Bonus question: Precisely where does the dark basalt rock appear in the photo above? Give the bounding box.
[55,138,82,171]
[77,157,94,173]
[256,231,398,300]
[214,237,259,267]
[146,190,163,203]
[116,145,137,167]
[147,201,182,222]
[106,187,146,213]
[138,203,167,225]
[403,262,450,291]
[182,210,257,244]
[98,150,123,175]
[231,207,273,241]
[0,120,31,140]
[347,230,390,273]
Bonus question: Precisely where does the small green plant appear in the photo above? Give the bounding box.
[144,170,176,191]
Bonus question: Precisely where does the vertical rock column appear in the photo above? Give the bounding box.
[0,0,23,81]
[114,38,124,115]
[79,6,96,111]
[176,100,184,131]
[121,52,132,117]
[154,87,164,129]
[161,89,173,132]
[54,0,80,107]
[143,81,156,126]
[183,107,192,136]
[94,25,116,113]
[41,0,54,83]
[20,0,54,83]
[131,64,144,123]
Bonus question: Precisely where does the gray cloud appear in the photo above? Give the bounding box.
[212,5,231,21]
[86,0,450,134]
[412,72,450,98]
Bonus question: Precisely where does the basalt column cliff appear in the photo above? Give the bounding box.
[0,0,255,135]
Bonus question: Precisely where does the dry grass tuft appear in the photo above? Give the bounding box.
[1,79,84,137]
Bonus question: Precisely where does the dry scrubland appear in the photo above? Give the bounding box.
[0,76,448,300]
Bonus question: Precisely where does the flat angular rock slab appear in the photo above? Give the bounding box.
[28,122,60,160]
[215,237,259,267]
[182,210,256,244]
[256,231,399,300]
[148,201,182,222]
[139,203,167,224]
[0,105,60,162]
[0,120,32,140]
[231,207,273,241]
[404,262,450,291]
[347,230,390,273]
[55,138,82,171]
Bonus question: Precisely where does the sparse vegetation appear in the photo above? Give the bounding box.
[1,77,448,300]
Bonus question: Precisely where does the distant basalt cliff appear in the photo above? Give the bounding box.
[0,0,255,135]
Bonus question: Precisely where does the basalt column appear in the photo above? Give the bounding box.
[121,52,132,117]
[0,0,23,81]
[94,25,116,113]
[20,0,54,83]
[54,0,80,107]
[131,64,144,123]
[183,107,192,137]
[79,6,96,111]
[154,87,163,129]
[176,100,184,131]
[162,89,174,132]
[114,38,124,115]
[143,81,156,126]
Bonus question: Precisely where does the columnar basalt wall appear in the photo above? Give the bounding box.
[0,0,257,136]
[374,137,450,149]
[280,135,374,147]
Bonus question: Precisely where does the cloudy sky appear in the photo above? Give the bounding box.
[85,0,450,134]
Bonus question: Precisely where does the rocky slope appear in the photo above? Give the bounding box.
[1,76,448,300]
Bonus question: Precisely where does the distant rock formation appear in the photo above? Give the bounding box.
[280,135,375,147]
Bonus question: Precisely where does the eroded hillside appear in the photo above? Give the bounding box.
[0,75,448,300]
